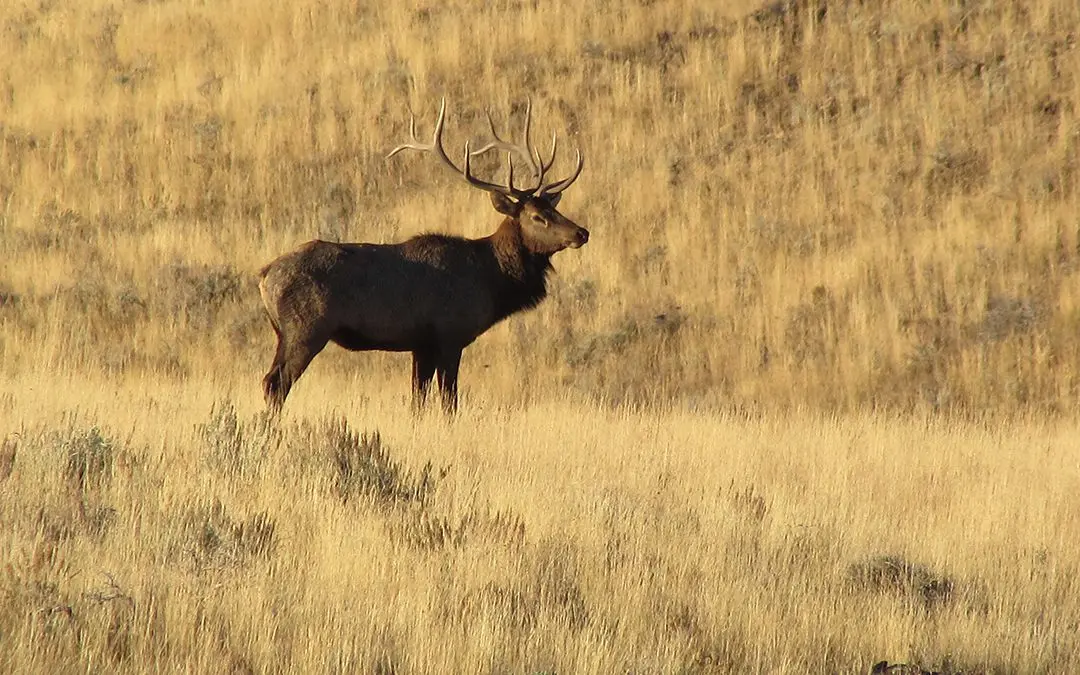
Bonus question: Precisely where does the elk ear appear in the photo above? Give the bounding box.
[489,192,521,217]
[546,193,562,208]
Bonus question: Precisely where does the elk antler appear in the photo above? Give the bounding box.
[538,147,584,197]
[468,100,557,193]
[388,99,531,200]
[470,99,584,197]
[388,99,584,200]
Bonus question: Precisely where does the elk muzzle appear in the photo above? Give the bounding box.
[569,226,590,248]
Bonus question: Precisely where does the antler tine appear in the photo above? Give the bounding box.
[539,148,585,196]
[387,102,432,158]
[387,99,467,175]
[536,130,558,187]
[468,100,544,190]
[521,98,533,163]
[542,131,558,173]
[468,110,509,156]
[461,141,519,197]
[385,112,419,159]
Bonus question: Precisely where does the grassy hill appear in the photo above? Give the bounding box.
[2,0,1077,412]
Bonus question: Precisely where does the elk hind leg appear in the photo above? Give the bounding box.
[264,334,328,412]
[263,332,288,411]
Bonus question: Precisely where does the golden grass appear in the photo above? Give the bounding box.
[3,374,1080,673]
[2,0,1080,671]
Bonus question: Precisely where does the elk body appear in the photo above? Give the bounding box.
[258,101,588,413]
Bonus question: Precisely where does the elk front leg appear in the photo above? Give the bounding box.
[435,348,462,414]
[411,348,438,411]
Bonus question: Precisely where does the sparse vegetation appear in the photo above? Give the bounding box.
[2,0,1079,672]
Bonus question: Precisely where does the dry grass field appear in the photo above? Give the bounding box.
[2,0,1079,672]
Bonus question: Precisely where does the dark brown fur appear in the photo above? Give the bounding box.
[258,193,588,413]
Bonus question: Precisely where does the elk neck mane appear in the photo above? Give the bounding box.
[487,216,552,320]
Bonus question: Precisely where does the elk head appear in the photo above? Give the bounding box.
[387,100,588,256]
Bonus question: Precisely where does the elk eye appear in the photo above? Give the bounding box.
[531,214,546,226]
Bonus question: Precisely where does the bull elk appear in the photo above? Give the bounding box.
[258,100,588,413]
